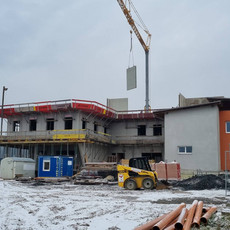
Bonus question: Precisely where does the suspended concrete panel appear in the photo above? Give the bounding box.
[127,66,137,90]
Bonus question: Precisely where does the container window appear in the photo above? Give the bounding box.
[43,160,50,171]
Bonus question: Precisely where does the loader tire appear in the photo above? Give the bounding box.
[142,178,154,190]
[124,179,137,190]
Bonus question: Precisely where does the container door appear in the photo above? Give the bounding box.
[1,160,14,179]
[61,157,73,177]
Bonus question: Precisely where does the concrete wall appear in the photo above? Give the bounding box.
[107,98,128,111]
[109,120,164,138]
[78,143,110,162]
[5,111,164,163]
[6,111,108,134]
[178,93,210,107]
[165,105,220,171]
[111,145,163,160]
[109,119,164,161]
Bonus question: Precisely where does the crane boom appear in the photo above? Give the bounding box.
[117,0,151,111]
[117,0,151,52]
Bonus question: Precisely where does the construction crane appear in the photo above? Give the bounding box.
[117,0,151,111]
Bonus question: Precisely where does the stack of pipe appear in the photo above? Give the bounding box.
[134,200,217,230]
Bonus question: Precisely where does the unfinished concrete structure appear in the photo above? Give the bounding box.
[1,95,230,174]
[0,99,164,173]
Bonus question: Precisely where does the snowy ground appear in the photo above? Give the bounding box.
[0,180,230,230]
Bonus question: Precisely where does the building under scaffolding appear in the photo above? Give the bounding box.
[0,99,164,174]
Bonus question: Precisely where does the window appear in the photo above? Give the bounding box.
[43,160,50,171]
[13,121,20,132]
[64,117,73,130]
[29,119,37,131]
[82,120,86,129]
[94,123,98,133]
[153,124,162,136]
[46,118,54,131]
[138,125,146,136]
[226,122,230,133]
[178,146,192,154]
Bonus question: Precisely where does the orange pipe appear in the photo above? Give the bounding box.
[134,213,168,230]
[183,200,198,230]
[200,206,217,225]
[192,201,203,228]
[152,203,186,230]
[164,217,179,230]
[202,207,211,214]
[174,207,188,230]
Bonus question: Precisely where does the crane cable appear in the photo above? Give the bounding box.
[128,0,149,33]
[128,30,135,68]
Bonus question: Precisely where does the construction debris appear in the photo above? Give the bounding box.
[173,174,229,190]
[135,201,217,230]
[73,162,118,185]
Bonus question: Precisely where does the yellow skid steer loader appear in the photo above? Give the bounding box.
[117,157,158,190]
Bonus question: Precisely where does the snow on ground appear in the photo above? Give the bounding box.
[0,180,229,230]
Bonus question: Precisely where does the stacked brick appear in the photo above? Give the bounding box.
[150,161,181,181]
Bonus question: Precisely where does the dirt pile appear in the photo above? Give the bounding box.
[173,174,229,190]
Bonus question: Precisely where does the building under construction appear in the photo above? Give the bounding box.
[1,94,230,174]
[0,98,164,173]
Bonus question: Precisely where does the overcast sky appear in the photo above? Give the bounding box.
[1,0,230,110]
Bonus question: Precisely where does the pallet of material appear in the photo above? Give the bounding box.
[84,162,117,170]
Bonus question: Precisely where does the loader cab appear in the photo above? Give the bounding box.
[129,157,152,171]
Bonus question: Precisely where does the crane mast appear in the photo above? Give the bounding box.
[117,0,151,111]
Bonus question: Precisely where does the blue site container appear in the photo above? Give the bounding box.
[38,156,73,177]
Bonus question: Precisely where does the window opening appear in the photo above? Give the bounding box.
[142,153,162,163]
[153,124,162,136]
[82,120,86,129]
[46,118,54,131]
[29,119,37,131]
[138,125,146,136]
[104,127,107,134]
[117,153,125,162]
[94,123,98,133]
[43,160,50,171]
[13,121,20,132]
[64,117,73,130]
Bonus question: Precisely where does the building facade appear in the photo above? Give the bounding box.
[164,103,221,172]
[0,99,164,174]
[1,95,230,174]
